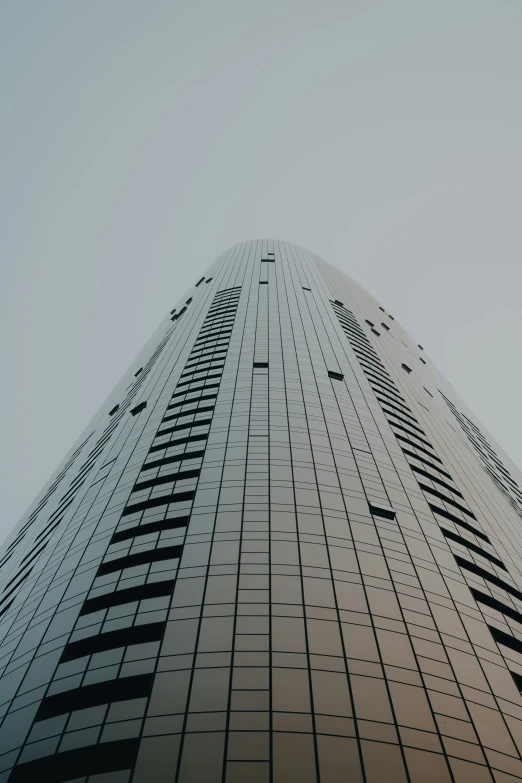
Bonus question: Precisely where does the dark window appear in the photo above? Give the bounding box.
[420,357,426,364]
[381,323,390,331]
[80,580,174,615]
[424,387,433,397]
[186,297,193,304]
[36,675,154,721]
[429,505,488,541]
[379,306,385,312]
[334,300,344,307]
[122,491,195,516]
[441,528,506,569]
[303,287,311,291]
[130,401,147,416]
[368,501,396,520]
[259,281,268,285]
[134,367,143,377]
[365,320,374,327]
[418,344,424,350]
[371,329,380,336]
[61,621,165,663]
[328,370,344,381]
[401,363,412,373]
[109,404,119,416]
[206,277,212,283]
[97,545,183,576]
[195,277,205,286]
[111,516,189,544]
[8,738,141,782]
[253,362,268,368]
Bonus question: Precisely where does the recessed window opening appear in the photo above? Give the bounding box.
[369,501,396,520]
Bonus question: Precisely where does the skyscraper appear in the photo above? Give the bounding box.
[1,240,522,783]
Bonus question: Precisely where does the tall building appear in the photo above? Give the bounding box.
[2,241,522,783]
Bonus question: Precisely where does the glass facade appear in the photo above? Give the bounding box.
[1,240,522,782]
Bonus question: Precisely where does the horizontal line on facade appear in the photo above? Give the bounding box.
[489,624,522,657]
[148,434,208,454]
[420,484,476,519]
[142,450,206,472]
[395,434,443,463]
[171,383,220,399]
[133,468,200,492]
[111,516,190,544]
[61,621,165,663]
[374,390,412,413]
[179,365,225,380]
[471,587,522,626]
[9,738,140,783]
[176,373,222,389]
[388,421,434,450]
[80,579,175,615]
[368,379,406,403]
[383,409,426,436]
[456,555,522,602]
[156,419,213,438]
[429,504,489,541]
[36,673,154,721]
[97,544,183,576]
[441,528,506,569]
[121,491,195,516]
[167,394,217,411]
[409,465,463,497]
[162,406,215,423]
[376,397,418,423]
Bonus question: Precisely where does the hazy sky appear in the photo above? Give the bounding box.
[2,0,522,545]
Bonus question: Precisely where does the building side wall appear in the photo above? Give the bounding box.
[0,241,522,782]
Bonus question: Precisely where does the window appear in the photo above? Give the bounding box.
[109,405,119,416]
[420,357,426,365]
[253,362,268,368]
[365,320,374,327]
[381,323,390,331]
[379,306,385,312]
[328,370,344,381]
[130,401,147,416]
[186,297,193,305]
[418,344,424,350]
[303,287,311,291]
[134,368,143,377]
[334,300,344,307]
[368,501,396,520]
[205,278,212,283]
[261,258,275,263]
[424,387,433,398]
[259,281,268,285]
[195,277,205,287]
[371,329,380,336]
[401,363,412,374]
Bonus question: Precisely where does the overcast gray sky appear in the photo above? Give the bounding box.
[2,0,522,545]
